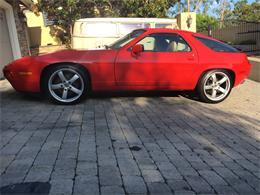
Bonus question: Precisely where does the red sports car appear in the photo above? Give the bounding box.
[3,28,251,104]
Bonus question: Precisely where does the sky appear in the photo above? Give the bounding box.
[230,0,256,3]
[169,0,260,17]
[202,0,258,17]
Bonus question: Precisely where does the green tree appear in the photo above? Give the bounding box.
[196,13,218,32]
[170,0,216,15]
[39,0,178,47]
[232,0,260,22]
[39,0,126,47]
[121,0,177,18]
[40,0,88,47]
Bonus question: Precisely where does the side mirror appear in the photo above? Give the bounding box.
[132,44,144,56]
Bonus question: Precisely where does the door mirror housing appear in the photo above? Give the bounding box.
[132,44,144,56]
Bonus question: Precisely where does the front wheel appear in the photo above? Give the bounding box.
[197,70,233,103]
[43,64,88,104]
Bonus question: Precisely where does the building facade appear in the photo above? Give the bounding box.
[0,0,31,78]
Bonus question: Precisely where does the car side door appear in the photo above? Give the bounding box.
[114,32,199,89]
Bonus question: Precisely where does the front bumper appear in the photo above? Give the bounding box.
[3,64,40,93]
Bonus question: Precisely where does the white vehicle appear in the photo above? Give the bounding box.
[72,17,178,49]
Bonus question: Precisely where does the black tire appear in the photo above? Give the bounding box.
[196,69,233,103]
[42,64,89,104]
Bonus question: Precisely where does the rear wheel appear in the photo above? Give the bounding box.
[43,64,88,104]
[197,70,232,103]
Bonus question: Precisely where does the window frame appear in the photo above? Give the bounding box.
[128,32,193,53]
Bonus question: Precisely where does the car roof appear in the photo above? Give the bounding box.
[143,28,196,35]
[142,28,220,41]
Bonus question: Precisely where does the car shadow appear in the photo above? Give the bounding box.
[89,90,200,101]
[0,88,46,104]
[0,85,202,105]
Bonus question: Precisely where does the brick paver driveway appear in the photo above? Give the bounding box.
[0,79,259,195]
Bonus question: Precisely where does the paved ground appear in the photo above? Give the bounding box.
[0,79,259,195]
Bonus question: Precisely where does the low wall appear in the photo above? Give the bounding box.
[248,57,260,82]
[31,45,66,56]
[202,23,260,53]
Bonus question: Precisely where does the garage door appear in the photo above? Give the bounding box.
[0,8,13,78]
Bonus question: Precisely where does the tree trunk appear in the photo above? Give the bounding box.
[194,0,203,13]
[220,0,226,28]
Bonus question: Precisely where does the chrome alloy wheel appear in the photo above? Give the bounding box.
[48,68,84,103]
[203,71,231,101]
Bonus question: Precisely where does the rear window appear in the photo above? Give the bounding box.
[194,36,239,52]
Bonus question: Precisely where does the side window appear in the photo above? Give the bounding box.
[137,36,156,51]
[171,36,191,52]
[194,36,239,52]
[136,33,191,52]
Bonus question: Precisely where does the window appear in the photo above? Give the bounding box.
[194,36,239,52]
[80,23,117,37]
[136,33,191,52]
[137,36,156,51]
[155,23,172,28]
[109,29,145,49]
[119,23,150,35]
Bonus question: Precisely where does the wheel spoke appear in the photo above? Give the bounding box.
[68,74,79,84]
[51,83,63,90]
[62,89,68,99]
[211,74,217,82]
[205,85,213,90]
[217,87,226,94]
[218,77,228,85]
[58,71,67,82]
[212,89,217,98]
[70,86,82,94]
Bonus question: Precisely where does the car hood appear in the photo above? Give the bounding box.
[7,49,118,71]
[32,49,118,65]
[36,49,116,61]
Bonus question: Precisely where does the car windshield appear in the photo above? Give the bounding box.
[108,29,146,49]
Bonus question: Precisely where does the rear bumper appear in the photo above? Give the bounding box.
[233,62,252,87]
